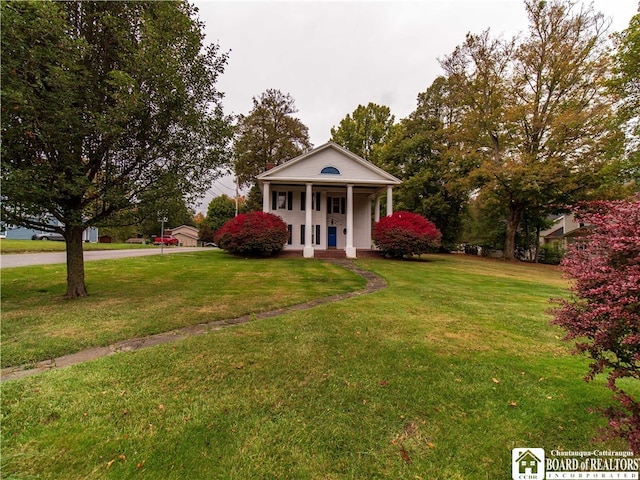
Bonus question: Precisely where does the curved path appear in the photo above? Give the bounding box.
[1,260,386,382]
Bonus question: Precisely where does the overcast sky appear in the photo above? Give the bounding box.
[193,0,638,210]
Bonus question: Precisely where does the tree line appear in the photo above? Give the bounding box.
[2,0,638,297]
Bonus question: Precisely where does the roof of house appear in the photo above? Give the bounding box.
[257,142,401,186]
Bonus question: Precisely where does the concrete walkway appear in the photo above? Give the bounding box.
[0,246,210,268]
[1,260,386,382]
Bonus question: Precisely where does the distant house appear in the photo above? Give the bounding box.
[257,142,401,258]
[170,225,199,247]
[3,224,98,242]
[540,213,588,250]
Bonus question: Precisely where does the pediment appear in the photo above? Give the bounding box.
[257,142,401,186]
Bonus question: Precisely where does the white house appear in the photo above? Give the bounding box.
[257,142,401,258]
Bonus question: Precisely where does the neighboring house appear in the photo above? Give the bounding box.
[257,142,401,258]
[540,213,586,250]
[3,224,98,242]
[170,225,199,247]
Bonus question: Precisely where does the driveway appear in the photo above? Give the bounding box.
[0,247,211,268]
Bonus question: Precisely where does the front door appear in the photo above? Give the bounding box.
[328,226,337,248]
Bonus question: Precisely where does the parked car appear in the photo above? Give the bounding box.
[152,235,179,246]
[32,232,65,241]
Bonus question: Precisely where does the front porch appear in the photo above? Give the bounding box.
[256,142,402,259]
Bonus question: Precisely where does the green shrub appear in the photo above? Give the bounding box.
[539,244,564,265]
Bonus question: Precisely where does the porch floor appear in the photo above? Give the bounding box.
[276,249,381,259]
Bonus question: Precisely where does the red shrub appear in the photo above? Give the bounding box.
[214,211,288,257]
[552,196,640,453]
[373,211,442,258]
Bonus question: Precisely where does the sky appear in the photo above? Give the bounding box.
[193,0,638,211]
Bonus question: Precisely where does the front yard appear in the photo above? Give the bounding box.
[0,252,632,479]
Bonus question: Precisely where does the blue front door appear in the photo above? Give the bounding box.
[328,226,337,248]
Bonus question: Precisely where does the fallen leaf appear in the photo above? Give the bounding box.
[491,377,500,384]
[426,441,435,449]
[118,454,126,461]
[380,380,388,386]
[400,447,412,464]
[137,461,145,470]
[158,404,164,410]
[509,401,518,407]
[106,459,115,469]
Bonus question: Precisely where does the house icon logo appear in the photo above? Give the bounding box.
[512,448,545,480]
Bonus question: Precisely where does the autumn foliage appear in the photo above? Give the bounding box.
[214,211,289,257]
[552,196,640,453]
[373,211,442,258]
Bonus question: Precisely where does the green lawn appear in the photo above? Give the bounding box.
[0,238,158,254]
[1,253,633,479]
[0,250,364,367]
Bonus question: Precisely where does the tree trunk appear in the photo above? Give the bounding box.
[65,226,88,298]
[503,205,522,261]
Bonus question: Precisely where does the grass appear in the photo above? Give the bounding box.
[0,239,156,254]
[0,250,364,367]
[1,253,635,479]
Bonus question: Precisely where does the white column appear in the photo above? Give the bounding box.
[303,182,314,258]
[320,191,327,249]
[262,182,270,213]
[346,184,356,258]
[374,195,381,222]
[386,186,393,216]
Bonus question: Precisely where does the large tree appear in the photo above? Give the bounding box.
[330,102,395,162]
[376,77,475,250]
[233,89,312,188]
[205,194,236,234]
[609,11,640,194]
[1,1,232,297]
[440,0,618,260]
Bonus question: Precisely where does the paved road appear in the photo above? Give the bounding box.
[0,247,211,268]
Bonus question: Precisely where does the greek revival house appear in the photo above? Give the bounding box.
[257,142,401,258]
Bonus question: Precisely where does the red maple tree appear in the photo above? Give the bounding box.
[552,196,640,453]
